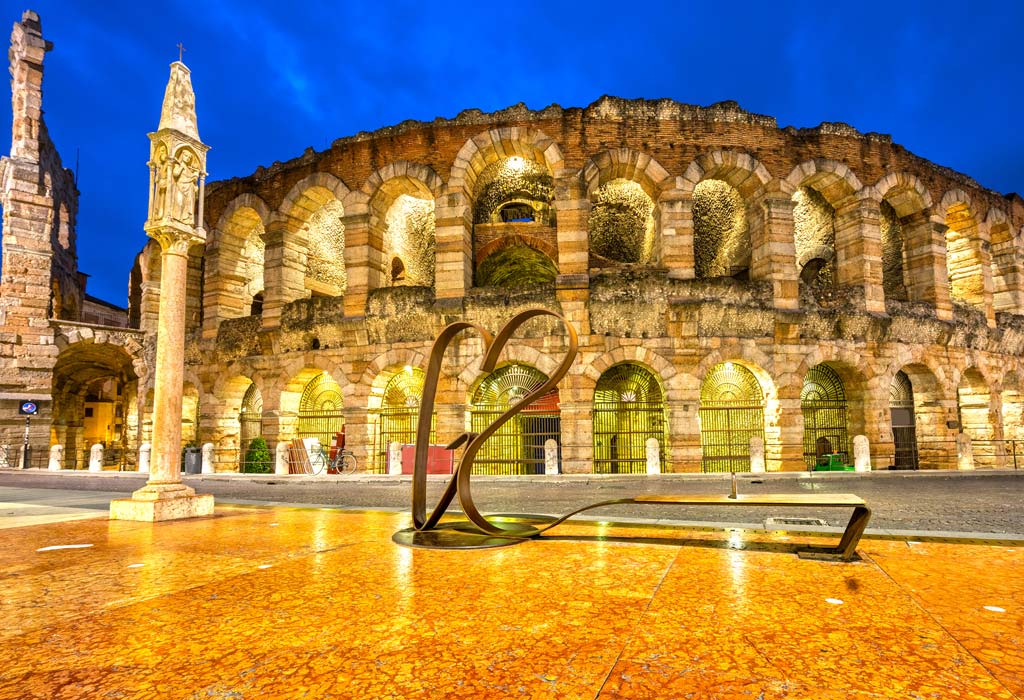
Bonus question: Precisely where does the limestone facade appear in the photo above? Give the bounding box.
[3,11,1023,474]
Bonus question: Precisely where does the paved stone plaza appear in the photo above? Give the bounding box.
[0,478,1022,699]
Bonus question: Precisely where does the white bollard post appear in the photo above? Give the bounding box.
[544,439,559,475]
[89,444,104,472]
[275,442,290,475]
[388,442,403,475]
[138,442,151,473]
[853,435,871,472]
[957,433,975,471]
[48,444,63,471]
[646,438,661,474]
[201,442,215,475]
[749,436,766,473]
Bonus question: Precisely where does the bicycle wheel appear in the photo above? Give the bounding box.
[340,452,357,474]
[309,447,327,475]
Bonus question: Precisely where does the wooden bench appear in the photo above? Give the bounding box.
[542,492,871,562]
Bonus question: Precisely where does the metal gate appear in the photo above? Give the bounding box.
[699,362,764,473]
[469,364,559,475]
[890,370,918,469]
[801,364,850,468]
[238,383,264,471]
[297,372,344,448]
[593,364,666,474]
[371,368,434,473]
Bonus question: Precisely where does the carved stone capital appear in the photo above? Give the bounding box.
[147,224,204,256]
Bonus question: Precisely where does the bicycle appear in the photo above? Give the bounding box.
[309,446,357,475]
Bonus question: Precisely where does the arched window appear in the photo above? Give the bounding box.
[889,370,917,469]
[297,372,344,448]
[699,362,765,473]
[593,364,666,474]
[470,364,559,475]
[801,364,850,468]
[239,383,263,470]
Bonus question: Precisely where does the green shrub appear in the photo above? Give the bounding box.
[242,437,272,474]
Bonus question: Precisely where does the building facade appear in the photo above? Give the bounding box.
[3,11,1023,473]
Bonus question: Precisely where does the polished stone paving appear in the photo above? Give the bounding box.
[0,505,1021,699]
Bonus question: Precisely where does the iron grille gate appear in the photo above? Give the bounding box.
[802,402,850,468]
[296,410,344,450]
[469,409,559,475]
[371,408,436,474]
[593,401,664,474]
[699,403,764,473]
[889,370,918,469]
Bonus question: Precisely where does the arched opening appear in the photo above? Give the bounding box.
[889,370,918,469]
[945,202,984,310]
[801,364,850,468]
[879,200,909,302]
[699,362,765,473]
[989,217,1017,313]
[369,367,433,473]
[792,186,837,305]
[305,198,346,297]
[593,363,666,474]
[693,180,749,279]
[219,205,265,318]
[239,383,264,471]
[475,244,558,288]
[473,157,554,226]
[470,363,559,475]
[958,368,999,469]
[589,178,655,265]
[297,371,344,448]
[51,342,138,470]
[381,193,435,287]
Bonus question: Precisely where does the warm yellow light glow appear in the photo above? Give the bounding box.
[404,365,413,375]
[724,361,734,372]
[506,156,526,172]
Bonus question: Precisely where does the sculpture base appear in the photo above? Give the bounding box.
[110,483,214,522]
[393,520,539,550]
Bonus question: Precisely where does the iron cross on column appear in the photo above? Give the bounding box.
[177,42,185,62]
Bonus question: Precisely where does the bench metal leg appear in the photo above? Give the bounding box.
[834,505,872,561]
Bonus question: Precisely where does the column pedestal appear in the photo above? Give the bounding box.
[111,483,214,521]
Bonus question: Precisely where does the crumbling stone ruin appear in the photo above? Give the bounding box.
[2,9,1023,473]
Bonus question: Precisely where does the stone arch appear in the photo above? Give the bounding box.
[449,127,564,200]
[940,190,989,314]
[682,150,773,200]
[211,374,262,472]
[799,359,870,468]
[275,173,350,299]
[278,367,346,448]
[583,346,676,397]
[883,362,952,470]
[874,172,934,306]
[581,148,673,200]
[366,361,431,473]
[784,160,863,206]
[957,366,1002,468]
[592,362,668,473]
[985,207,1020,313]
[698,359,775,473]
[362,163,442,288]
[205,193,272,327]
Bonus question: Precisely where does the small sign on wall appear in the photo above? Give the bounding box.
[18,401,38,415]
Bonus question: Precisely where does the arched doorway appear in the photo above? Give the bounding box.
[238,383,263,470]
[699,362,765,473]
[889,370,918,469]
[958,368,1000,469]
[297,372,344,448]
[593,364,666,474]
[371,367,432,473]
[470,364,559,475]
[801,364,850,468]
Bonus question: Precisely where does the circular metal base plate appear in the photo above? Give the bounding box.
[392,520,539,550]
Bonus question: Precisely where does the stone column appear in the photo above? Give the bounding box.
[111,58,213,521]
[834,194,885,314]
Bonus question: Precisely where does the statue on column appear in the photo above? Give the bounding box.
[172,148,198,224]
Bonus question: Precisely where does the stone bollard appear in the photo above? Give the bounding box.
[646,438,661,474]
[201,442,215,474]
[48,444,63,471]
[749,436,766,473]
[89,444,104,472]
[853,435,871,472]
[138,442,151,473]
[956,433,975,470]
[275,442,290,475]
[544,439,559,475]
[388,442,403,475]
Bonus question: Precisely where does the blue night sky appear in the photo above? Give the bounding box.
[1,0,1022,306]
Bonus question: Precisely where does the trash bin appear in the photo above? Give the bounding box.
[182,446,202,474]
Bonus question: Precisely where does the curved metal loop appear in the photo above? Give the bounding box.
[411,321,493,530]
[410,309,578,535]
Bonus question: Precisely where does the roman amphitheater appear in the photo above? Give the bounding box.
[2,11,1022,476]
